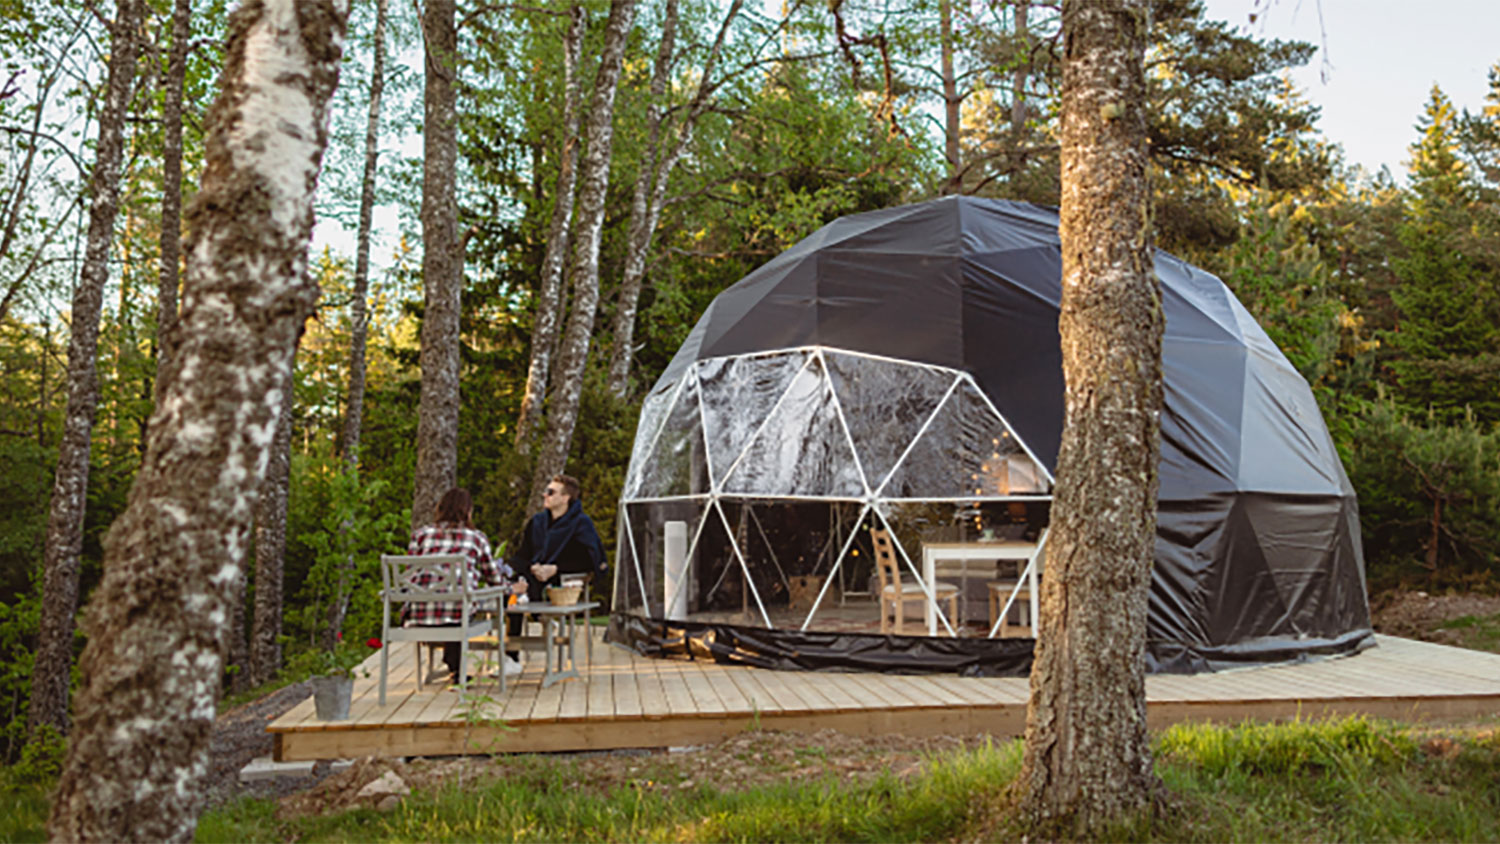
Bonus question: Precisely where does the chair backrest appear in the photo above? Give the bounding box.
[381,553,472,602]
[870,529,900,593]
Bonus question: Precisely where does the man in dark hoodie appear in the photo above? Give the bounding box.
[507,473,607,651]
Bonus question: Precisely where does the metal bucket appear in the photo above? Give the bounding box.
[311,675,353,720]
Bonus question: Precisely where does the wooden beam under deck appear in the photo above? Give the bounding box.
[268,633,1500,762]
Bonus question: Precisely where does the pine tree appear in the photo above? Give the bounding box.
[1386,86,1500,425]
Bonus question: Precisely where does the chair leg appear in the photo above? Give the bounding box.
[894,598,903,636]
[880,598,889,634]
[379,639,390,706]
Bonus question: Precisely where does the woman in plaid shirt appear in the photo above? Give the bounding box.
[407,488,525,681]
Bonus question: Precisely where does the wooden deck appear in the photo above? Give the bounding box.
[268,632,1500,762]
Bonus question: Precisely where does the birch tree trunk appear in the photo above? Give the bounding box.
[604,0,740,398]
[324,0,390,646]
[250,363,294,687]
[340,0,388,469]
[28,0,144,742]
[1018,0,1162,834]
[939,0,960,194]
[412,0,460,531]
[47,0,347,837]
[528,0,636,513]
[154,0,192,398]
[514,3,584,452]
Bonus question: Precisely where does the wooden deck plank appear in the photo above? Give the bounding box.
[743,663,815,712]
[632,652,672,720]
[586,666,617,721]
[557,673,590,722]
[611,666,643,719]
[678,660,729,716]
[800,672,864,712]
[772,666,838,712]
[723,662,785,715]
[272,635,1500,762]
[527,667,568,722]
[701,664,754,714]
[842,672,923,709]
[654,659,701,718]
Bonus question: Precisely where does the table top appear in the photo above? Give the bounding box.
[505,601,601,616]
[922,540,1039,556]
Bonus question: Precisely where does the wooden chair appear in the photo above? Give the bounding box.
[986,580,1034,637]
[379,554,508,705]
[871,529,959,635]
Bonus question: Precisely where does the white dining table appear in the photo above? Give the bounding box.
[919,528,1048,636]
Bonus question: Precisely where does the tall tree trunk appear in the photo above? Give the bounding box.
[341,0,389,469]
[603,0,676,399]
[226,559,250,693]
[324,0,391,646]
[1018,0,1161,835]
[28,0,144,742]
[939,0,960,194]
[154,0,191,398]
[412,0,460,531]
[514,3,585,452]
[605,0,741,398]
[250,363,294,687]
[528,0,636,513]
[1011,0,1030,137]
[47,0,347,837]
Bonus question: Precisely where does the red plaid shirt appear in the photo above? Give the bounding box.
[402,524,513,626]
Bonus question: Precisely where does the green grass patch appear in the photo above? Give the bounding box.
[9,718,1498,842]
[192,718,1500,843]
[0,783,50,843]
[1437,613,1500,653]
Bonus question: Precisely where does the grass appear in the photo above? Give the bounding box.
[187,717,1500,843]
[1437,613,1500,653]
[6,717,1497,842]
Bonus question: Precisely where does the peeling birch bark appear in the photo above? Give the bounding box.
[514,3,584,452]
[154,0,192,397]
[604,0,740,398]
[529,0,637,513]
[29,0,145,742]
[47,0,348,838]
[325,0,391,644]
[1018,0,1162,834]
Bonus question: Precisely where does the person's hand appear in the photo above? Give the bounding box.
[510,578,529,595]
[531,563,558,581]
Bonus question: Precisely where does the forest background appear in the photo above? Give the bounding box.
[0,0,1497,770]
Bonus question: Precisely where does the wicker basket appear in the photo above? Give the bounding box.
[547,584,583,606]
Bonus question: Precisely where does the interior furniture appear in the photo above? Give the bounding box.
[378,553,507,706]
[919,529,1048,637]
[503,600,601,689]
[872,528,960,636]
[986,579,1034,637]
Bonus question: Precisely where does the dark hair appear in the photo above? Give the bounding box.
[551,474,581,502]
[434,488,473,527]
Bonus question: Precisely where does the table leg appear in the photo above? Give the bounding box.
[544,616,555,684]
[923,548,937,636]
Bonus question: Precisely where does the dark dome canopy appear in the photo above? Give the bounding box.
[625,196,1371,673]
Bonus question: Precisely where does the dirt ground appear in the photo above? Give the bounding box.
[208,589,1500,820]
[1369,590,1500,647]
[274,729,984,819]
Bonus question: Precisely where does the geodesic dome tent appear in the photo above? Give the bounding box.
[607,196,1373,676]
